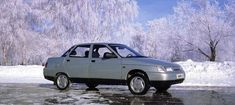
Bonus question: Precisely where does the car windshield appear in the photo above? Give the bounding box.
[109,44,146,58]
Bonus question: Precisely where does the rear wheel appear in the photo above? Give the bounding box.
[55,73,71,90]
[127,73,150,95]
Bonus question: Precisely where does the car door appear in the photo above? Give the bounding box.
[65,45,91,78]
[89,44,122,79]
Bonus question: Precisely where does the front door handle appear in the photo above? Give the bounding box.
[66,59,70,62]
[91,60,95,62]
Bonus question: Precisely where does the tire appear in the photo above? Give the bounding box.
[154,85,171,92]
[55,73,71,90]
[127,73,150,95]
[85,83,99,88]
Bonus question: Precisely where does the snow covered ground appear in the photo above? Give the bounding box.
[0,65,51,84]
[176,60,235,86]
[0,60,235,86]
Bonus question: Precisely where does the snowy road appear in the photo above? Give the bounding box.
[1,84,235,105]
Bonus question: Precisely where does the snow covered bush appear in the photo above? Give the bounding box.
[177,60,235,86]
[0,60,235,86]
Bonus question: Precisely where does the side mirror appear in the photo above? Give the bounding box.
[70,50,77,56]
[103,52,117,59]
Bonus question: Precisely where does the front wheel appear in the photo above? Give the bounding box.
[55,73,71,90]
[127,73,150,95]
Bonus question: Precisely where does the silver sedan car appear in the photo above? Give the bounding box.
[43,43,185,95]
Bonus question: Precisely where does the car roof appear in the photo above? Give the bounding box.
[75,43,124,46]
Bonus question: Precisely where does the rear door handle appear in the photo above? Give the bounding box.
[66,59,70,62]
[91,60,95,62]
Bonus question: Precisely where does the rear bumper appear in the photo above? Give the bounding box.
[44,76,54,81]
[150,79,184,86]
[43,67,55,82]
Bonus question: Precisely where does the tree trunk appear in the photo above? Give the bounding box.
[197,41,217,62]
[209,45,216,61]
[2,47,8,65]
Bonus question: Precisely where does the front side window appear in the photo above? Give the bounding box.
[69,45,90,58]
[92,45,116,58]
[109,44,146,58]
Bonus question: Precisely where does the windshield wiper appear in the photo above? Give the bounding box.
[126,55,147,58]
[135,56,147,58]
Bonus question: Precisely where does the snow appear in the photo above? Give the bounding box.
[0,60,235,86]
[176,60,235,86]
[0,65,51,83]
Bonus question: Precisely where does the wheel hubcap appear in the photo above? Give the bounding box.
[130,76,145,93]
[57,75,68,89]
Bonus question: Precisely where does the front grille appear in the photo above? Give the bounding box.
[173,68,180,71]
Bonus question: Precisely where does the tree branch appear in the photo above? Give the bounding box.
[198,48,210,59]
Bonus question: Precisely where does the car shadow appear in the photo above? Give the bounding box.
[128,91,184,105]
[100,90,184,105]
[85,87,99,91]
[38,84,56,89]
[38,83,99,91]
[39,84,184,105]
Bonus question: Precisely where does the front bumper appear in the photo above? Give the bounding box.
[150,79,184,87]
[148,70,185,81]
[147,70,185,86]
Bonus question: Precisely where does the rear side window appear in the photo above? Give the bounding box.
[61,46,75,57]
[69,45,90,58]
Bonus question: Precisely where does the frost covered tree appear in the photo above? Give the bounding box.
[133,17,183,61]
[225,1,235,61]
[29,0,138,63]
[0,0,37,65]
[144,18,173,59]
[0,0,138,65]
[130,0,234,62]
[129,23,146,54]
[173,0,233,61]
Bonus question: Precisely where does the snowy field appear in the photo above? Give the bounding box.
[0,65,51,84]
[176,60,235,86]
[0,60,235,86]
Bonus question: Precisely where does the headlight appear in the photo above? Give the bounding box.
[156,65,166,72]
[166,67,174,72]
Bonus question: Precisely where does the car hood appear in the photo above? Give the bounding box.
[122,58,179,67]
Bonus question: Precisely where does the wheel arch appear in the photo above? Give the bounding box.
[55,72,70,77]
[126,69,149,80]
